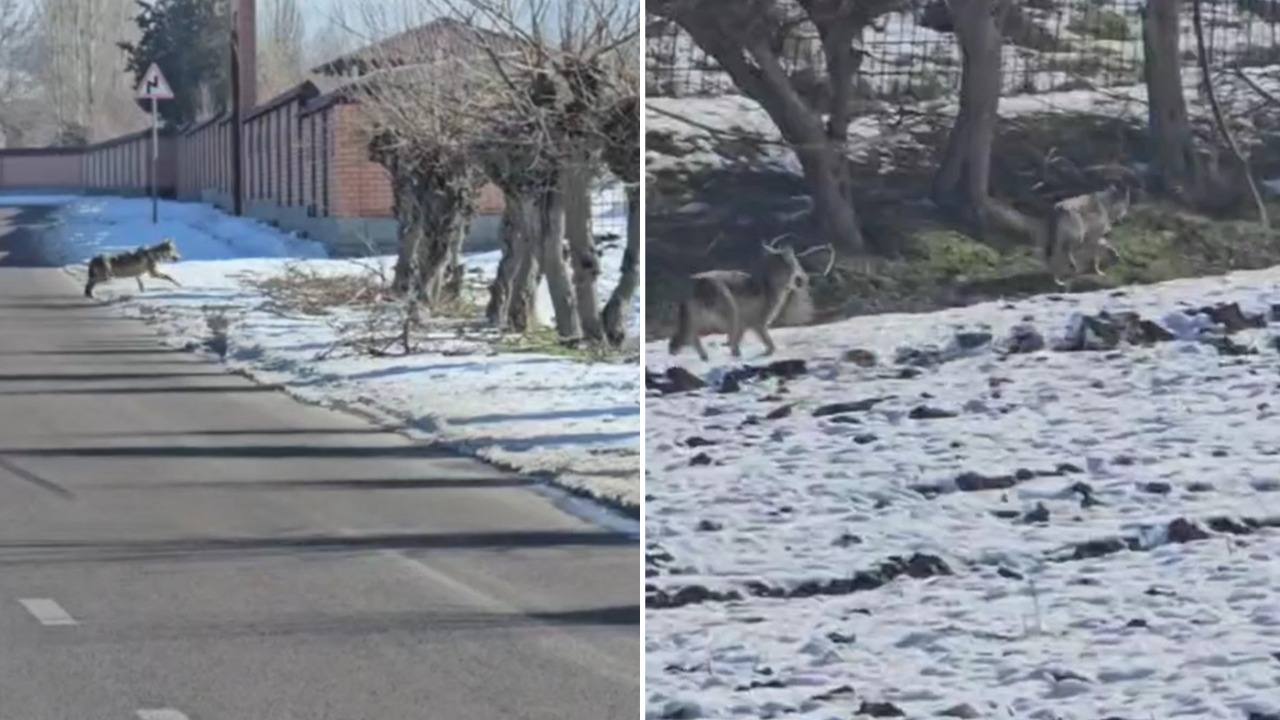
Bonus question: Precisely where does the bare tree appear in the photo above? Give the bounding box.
[32,0,144,141]
[1191,0,1267,227]
[0,0,36,146]
[930,0,1036,240]
[450,0,639,342]
[649,0,904,254]
[258,0,307,98]
[357,54,489,309]
[1142,0,1205,201]
[306,4,362,72]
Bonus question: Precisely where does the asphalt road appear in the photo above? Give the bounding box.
[0,204,640,720]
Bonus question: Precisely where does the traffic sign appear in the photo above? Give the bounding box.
[136,63,175,101]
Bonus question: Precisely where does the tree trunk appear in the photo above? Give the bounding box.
[932,0,1007,230]
[601,184,639,346]
[393,177,473,309]
[506,193,542,333]
[563,154,603,342]
[1143,0,1203,200]
[795,144,862,251]
[667,13,866,254]
[391,175,426,296]
[537,187,580,341]
[443,212,472,302]
[1191,0,1267,226]
[487,199,519,327]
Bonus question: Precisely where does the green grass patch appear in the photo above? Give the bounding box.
[496,326,629,363]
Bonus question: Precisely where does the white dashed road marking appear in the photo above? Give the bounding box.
[17,598,77,626]
[137,710,191,720]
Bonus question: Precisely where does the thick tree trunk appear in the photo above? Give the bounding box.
[488,193,543,332]
[795,145,862,251]
[393,178,473,309]
[507,194,542,333]
[563,155,603,342]
[537,187,580,341]
[390,175,425,296]
[601,184,639,346]
[1143,0,1204,200]
[932,0,1006,230]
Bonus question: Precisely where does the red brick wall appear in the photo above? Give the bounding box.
[331,105,392,219]
[329,105,505,220]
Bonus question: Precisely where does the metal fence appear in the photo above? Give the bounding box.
[592,179,629,241]
[647,0,1280,100]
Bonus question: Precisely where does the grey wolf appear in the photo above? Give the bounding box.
[669,236,834,361]
[84,239,182,298]
[1044,184,1130,285]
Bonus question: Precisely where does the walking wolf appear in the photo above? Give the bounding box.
[669,236,834,361]
[1044,184,1130,285]
[84,239,182,298]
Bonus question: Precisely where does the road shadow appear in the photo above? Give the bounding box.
[59,605,641,644]
[92,477,534,491]
[0,205,65,267]
[0,384,284,396]
[0,443,461,460]
[0,530,634,566]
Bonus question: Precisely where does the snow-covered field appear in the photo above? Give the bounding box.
[4,194,640,518]
[647,65,1280,179]
[645,268,1280,718]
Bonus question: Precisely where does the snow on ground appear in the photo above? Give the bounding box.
[7,195,328,264]
[12,194,640,519]
[645,267,1280,718]
[648,65,1280,180]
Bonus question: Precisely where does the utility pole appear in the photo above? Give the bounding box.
[230,0,256,217]
[231,17,243,216]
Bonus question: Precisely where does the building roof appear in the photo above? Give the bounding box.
[311,17,516,77]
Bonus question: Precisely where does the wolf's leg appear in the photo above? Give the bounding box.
[136,277,146,292]
[692,335,709,362]
[84,279,95,298]
[150,270,181,286]
[713,283,742,358]
[727,323,745,358]
[1087,233,1108,276]
[754,325,776,356]
[1100,236,1122,263]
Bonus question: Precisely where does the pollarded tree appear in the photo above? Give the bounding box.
[352,33,492,310]
[368,128,482,307]
[649,0,903,254]
[456,0,640,343]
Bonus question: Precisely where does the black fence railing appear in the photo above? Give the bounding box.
[647,0,1280,100]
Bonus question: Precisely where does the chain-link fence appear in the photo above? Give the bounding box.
[648,0,1280,101]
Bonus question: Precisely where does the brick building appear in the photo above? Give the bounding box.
[0,16,509,256]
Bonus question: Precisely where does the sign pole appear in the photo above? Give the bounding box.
[151,96,158,225]
[136,62,172,226]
